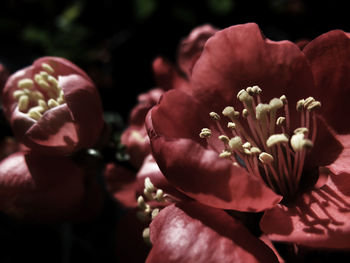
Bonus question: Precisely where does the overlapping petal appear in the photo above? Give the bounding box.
[147,201,279,263]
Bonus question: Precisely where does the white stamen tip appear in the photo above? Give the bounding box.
[269,98,284,110]
[276,116,285,126]
[259,152,274,164]
[145,177,155,193]
[291,133,313,151]
[222,106,239,119]
[199,128,212,138]
[307,101,321,111]
[18,78,34,89]
[209,112,220,120]
[142,227,152,245]
[18,95,29,112]
[250,147,262,155]
[219,150,232,158]
[294,127,309,135]
[256,103,270,120]
[296,99,305,111]
[237,89,253,103]
[229,136,243,151]
[266,134,289,147]
[227,122,236,130]
[42,63,55,74]
[218,135,230,143]
[242,109,249,117]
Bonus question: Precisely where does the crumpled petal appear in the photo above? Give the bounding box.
[303,30,350,134]
[147,201,279,263]
[260,173,350,249]
[327,134,350,175]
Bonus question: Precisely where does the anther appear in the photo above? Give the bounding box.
[266,134,289,147]
[304,97,315,108]
[13,90,25,99]
[243,142,251,149]
[219,150,232,158]
[291,133,313,151]
[227,122,236,130]
[269,98,284,111]
[145,177,155,193]
[250,147,261,155]
[27,109,42,120]
[252,85,262,94]
[142,228,151,245]
[137,196,147,210]
[276,117,285,126]
[41,63,55,74]
[151,208,160,219]
[199,128,212,138]
[242,109,249,117]
[279,95,287,104]
[255,104,270,120]
[218,135,230,144]
[294,127,309,135]
[307,101,321,111]
[155,189,164,202]
[237,89,253,104]
[18,78,34,89]
[209,112,220,120]
[222,106,240,119]
[296,99,305,111]
[18,95,29,112]
[259,152,274,164]
[246,86,254,95]
[229,136,243,151]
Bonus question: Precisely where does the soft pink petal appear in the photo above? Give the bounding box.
[327,134,350,175]
[303,30,350,133]
[147,202,279,263]
[261,174,350,249]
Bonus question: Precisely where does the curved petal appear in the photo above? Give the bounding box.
[261,174,350,249]
[147,202,279,263]
[0,152,85,222]
[147,110,281,212]
[177,24,218,77]
[327,134,350,175]
[191,23,315,121]
[24,104,79,155]
[303,30,350,133]
[60,74,104,149]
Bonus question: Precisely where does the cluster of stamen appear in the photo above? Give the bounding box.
[199,86,321,198]
[13,63,66,120]
[137,177,171,245]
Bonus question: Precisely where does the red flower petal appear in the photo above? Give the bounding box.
[303,30,350,134]
[191,23,315,121]
[327,134,350,176]
[147,202,279,263]
[261,173,350,249]
[0,151,85,222]
[147,91,281,212]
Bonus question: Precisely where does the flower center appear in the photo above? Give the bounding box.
[200,86,321,200]
[13,63,66,121]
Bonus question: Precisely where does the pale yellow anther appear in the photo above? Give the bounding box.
[18,78,34,89]
[291,133,313,151]
[57,96,65,104]
[246,86,254,95]
[243,142,251,149]
[237,89,253,104]
[294,127,309,135]
[29,106,45,114]
[47,75,59,88]
[250,147,261,155]
[142,227,151,245]
[266,134,289,147]
[219,150,232,158]
[137,196,147,210]
[244,148,252,155]
[252,85,262,94]
[296,99,305,111]
[47,99,59,109]
[37,79,51,91]
[259,152,274,164]
[218,135,230,144]
[280,95,287,104]
[307,101,321,111]
[151,208,160,219]
[269,98,284,111]
[255,103,270,120]
[40,71,49,80]
[276,117,285,126]
[41,63,55,74]
[13,90,25,99]
[199,128,212,138]
[155,189,164,202]
[27,109,42,120]
[145,177,155,193]
[209,111,220,120]
[143,189,154,201]
[222,106,239,119]
[229,136,243,151]
[30,90,44,101]
[38,99,48,111]
[242,109,249,117]
[227,122,236,130]
[18,95,29,112]
[304,97,315,108]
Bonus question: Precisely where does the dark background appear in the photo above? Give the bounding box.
[1,0,350,262]
[1,0,350,121]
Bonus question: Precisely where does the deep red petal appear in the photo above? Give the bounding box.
[0,152,85,222]
[24,104,79,155]
[147,202,279,263]
[261,174,350,249]
[60,74,104,149]
[303,30,350,133]
[327,134,350,176]
[147,110,281,212]
[191,23,315,120]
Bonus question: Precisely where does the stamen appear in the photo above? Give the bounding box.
[199,128,212,138]
[209,111,220,120]
[222,106,239,120]
[18,95,29,112]
[290,133,313,152]
[259,152,274,164]
[219,150,232,158]
[266,134,289,147]
[18,79,34,89]
[41,63,55,74]
[276,117,285,126]
[27,108,42,120]
[142,227,151,245]
[229,136,243,152]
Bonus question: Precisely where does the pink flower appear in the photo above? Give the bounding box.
[0,151,85,221]
[1,57,104,155]
[147,23,350,248]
